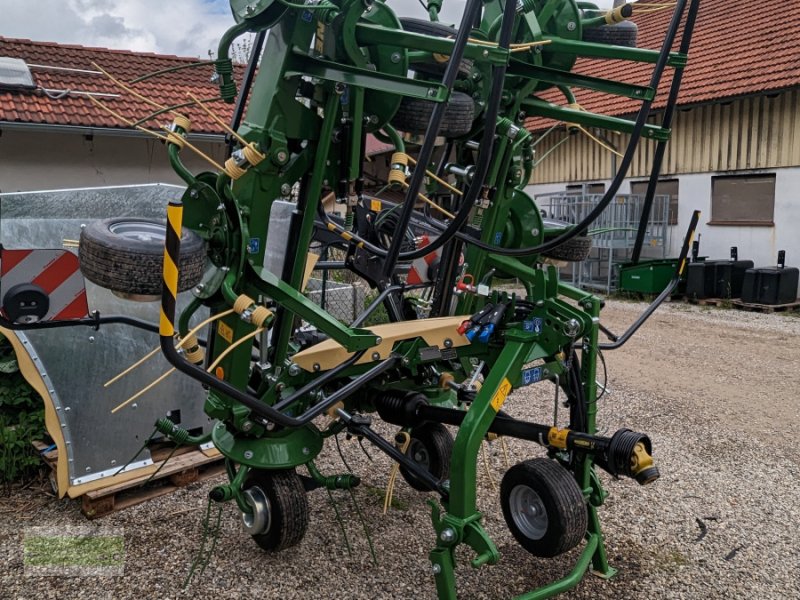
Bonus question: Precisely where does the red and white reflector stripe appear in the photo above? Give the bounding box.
[407,235,440,285]
[0,249,89,321]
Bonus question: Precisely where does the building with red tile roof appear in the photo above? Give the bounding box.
[0,37,238,192]
[0,36,392,192]
[527,0,800,274]
[0,37,236,134]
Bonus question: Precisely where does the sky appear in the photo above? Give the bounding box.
[0,0,614,57]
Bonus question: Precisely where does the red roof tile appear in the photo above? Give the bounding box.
[526,0,800,129]
[0,37,240,134]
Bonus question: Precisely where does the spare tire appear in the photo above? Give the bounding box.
[399,17,473,78]
[541,218,593,262]
[582,20,638,48]
[79,217,205,297]
[391,91,475,138]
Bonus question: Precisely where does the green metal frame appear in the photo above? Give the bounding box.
[153,0,690,597]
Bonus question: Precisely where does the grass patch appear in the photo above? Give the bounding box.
[24,534,124,568]
[653,548,689,571]
[362,484,410,511]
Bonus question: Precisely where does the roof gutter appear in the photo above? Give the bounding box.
[0,120,226,143]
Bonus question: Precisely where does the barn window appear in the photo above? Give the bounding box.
[710,174,775,226]
[630,179,679,225]
[565,183,606,195]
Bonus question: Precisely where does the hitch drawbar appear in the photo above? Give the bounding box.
[374,393,659,485]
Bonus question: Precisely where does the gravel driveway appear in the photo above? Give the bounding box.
[2,299,799,599]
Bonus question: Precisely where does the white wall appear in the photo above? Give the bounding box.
[0,129,227,192]
[527,166,800,268]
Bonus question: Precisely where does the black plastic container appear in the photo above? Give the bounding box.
[741,267,799,304]
[686,259,755,299]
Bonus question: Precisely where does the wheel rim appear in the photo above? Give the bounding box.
[407,439,431,468]
[242,486,272,535]
[108,220,166,243]
[509,484,548,540]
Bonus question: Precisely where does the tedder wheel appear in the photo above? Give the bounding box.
[399,422,454,492]
[399,17,474,78]
[390,91,475,138]
[500,458,587,557]
[79,217,205,297]
[540,218,593,262]
[242,469,309,552]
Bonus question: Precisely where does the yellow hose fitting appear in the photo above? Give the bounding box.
[233,294,255,315]
[224,156,247,180]
[172,114,191,133]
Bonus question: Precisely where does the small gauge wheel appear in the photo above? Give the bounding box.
[242,469,309,552]
[500,458,588,557]
[399,423,454,492]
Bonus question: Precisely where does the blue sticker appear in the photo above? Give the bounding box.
[301,10,313,22]
[247,238,260,254]
[523,318,543,333]
[521,367,542,386]
[493,231,503,245]
[340,85,350,106]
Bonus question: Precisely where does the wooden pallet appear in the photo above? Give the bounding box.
[33,440,225,519]
[731,299,800,313]
[685,297,729,307]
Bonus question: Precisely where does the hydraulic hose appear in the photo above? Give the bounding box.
[457,0,691,257]
[318,0,519,264]
[380,0,486,277]
[599,209,700,350]
[631,0,700,263]
[156,196,397,428]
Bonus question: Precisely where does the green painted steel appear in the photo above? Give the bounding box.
[148,0,692,597]
[211,421,324,468]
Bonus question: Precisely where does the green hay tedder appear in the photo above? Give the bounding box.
[1,0,702,597]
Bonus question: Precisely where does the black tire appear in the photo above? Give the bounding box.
[243,469,309,552]
[399,422,454,492]
[541,218,593,262]
[582,21,638,48]
[79,217,205,296]
[542,236,593,262]
[399,17,473,78]
[390,91,475,138]
[500,458,587,557]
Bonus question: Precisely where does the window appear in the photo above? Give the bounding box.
[630,179,679,225]
[710,174,775,226]
[566,183,606,195]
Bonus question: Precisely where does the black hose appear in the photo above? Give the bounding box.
[227,29,266,157]
[380,0,485,277]
[631,0,700,263]
[316,0,518,264]
[456,0,691,257]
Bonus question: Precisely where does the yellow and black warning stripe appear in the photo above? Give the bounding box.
[160,200,183,338]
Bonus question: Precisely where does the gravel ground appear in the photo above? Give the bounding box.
[2,299,799,599]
